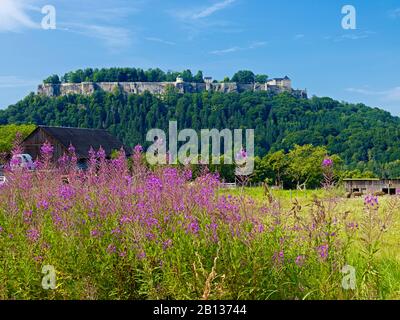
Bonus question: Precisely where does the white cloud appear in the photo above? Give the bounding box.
[60,23,132,49]
[210,41,266,55]
[294,34,305,40]
[0,76,38,88]
[325,31,376,42]
[0,0,39,32]
[70,6,141,23]
[346,87,400,102]
[389,8,400,18]
[173,0,236,21]
[192,0,235,19]
[210,46,241,55]
[144,37,176,46]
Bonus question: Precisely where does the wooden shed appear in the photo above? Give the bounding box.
[22,126,131,162]
[343,178,400,195]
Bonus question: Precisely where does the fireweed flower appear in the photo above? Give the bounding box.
[90,229,100,238]
[146,233,156,241]
[187,220,200,235]
[137,251,146,260]
[162,239,173,250]
[107,244,117,254]
[68,144,76,154]
[317,244,329,260]
[23,210,33,224]
[364,194,379,207]
[111,228,122,235]
[27,228,40,242]
[59,185,75,200]
[273,250,285,265]
[322,158,333,167]
[120,215,133,224]
[146,175,163,191]
[295,255,305,267]
[235,147,247,159]
[346,222,359,232]
[134,145,143,154]
[97,147,106,161]
[40,141,54,156]
[37,200,49,210]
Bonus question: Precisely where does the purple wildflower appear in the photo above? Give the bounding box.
[364,194,379,207]
[90,229,100,238]
[188,220,200,235]
[317,244,329,260]
[107,244,117,254]
[27,228,40,242]
[37,200,49,210]
[40,141,54,156]
[295,255,305,267]
[134,145,143,154]
[273,250,285,265]
[137,251,146,260]
[162,239,173,250]
[322,158,333,167]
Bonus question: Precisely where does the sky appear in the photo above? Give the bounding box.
[0,0,400,115]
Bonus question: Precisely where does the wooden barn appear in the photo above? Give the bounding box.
[343,178,400,195]
[22,126,131,163]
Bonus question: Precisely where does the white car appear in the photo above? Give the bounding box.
[0,175,6,186]
[11,154,36,171]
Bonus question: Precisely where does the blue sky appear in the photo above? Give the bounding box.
[1,0,400,115]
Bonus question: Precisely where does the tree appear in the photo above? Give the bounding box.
[231,70,255,84]
[0,124,36,153]
[285,145,328,189]
[43,74,61,84]
[266,150,287,187]
[255,74,268,83]
[180,70,194,82]
[193,71,204,83]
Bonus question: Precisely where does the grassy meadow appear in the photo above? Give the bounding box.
[1,146,400,300]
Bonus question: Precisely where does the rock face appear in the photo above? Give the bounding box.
[37,81,308,98]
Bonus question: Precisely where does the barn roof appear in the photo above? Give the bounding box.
[34,126,131,159]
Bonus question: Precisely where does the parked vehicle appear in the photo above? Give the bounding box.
[11,154,36,171]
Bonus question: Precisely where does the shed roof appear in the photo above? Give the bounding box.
[30,126,131,159]
[343,178,380,181]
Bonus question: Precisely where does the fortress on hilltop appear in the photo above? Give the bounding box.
[37,76,308,99]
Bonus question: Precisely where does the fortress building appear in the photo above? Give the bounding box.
[266,76,292,90]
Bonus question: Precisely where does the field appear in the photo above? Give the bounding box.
[1,146,400,300]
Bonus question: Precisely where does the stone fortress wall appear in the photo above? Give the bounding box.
[37,80,308,99]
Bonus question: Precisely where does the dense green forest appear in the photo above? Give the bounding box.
[43,68,268,84]
[1,87,400,179]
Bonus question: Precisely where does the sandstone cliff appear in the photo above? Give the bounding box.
[37,81,308,99]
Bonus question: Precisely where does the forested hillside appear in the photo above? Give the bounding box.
[1,89,400,176]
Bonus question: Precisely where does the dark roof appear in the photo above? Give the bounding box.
[270,76,291,81]
[36,126,131,159]
[343,178,380,181]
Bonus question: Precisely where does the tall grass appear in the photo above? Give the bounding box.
[0,143,399,299]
